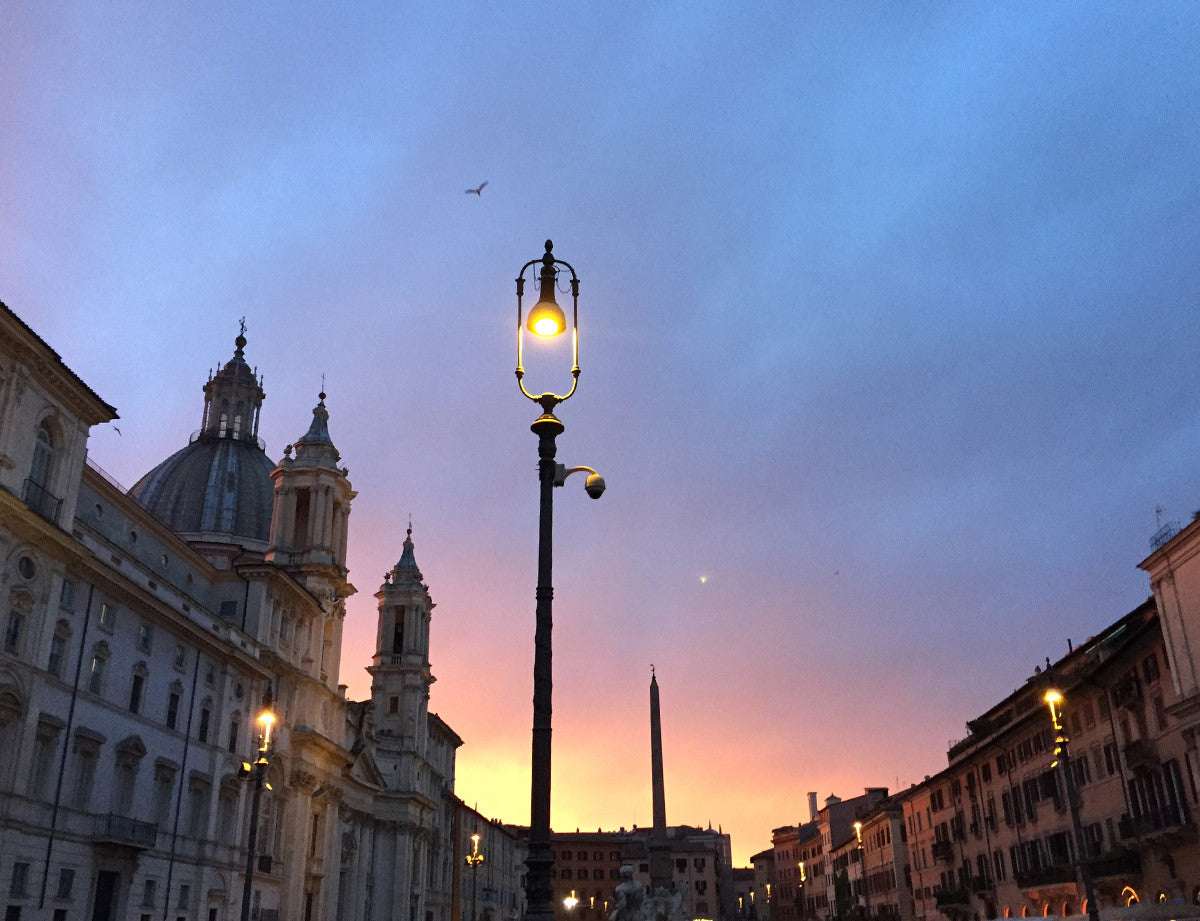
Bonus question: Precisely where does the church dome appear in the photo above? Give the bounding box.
[130,326,275,544]
[130,435,275,542]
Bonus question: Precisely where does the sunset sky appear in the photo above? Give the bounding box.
[4,3,1200,865]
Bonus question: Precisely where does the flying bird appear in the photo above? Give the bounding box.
[465,181,488,196]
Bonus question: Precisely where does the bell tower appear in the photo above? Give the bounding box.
[265,391,356,689]
[368,527,434,752]
[266,392,354,573]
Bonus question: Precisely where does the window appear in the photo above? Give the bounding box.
[59,579,75,611]
[1104,742,1119,776]
[694,858,706,871]
[1153,694,1168,732]
[198,700,212,744]
[88,643,110,695]
[153,761,177,824]
[4,611,23,655]
[137,623,153,653]
[174,644,186,670]
[98,602,115,632]
[561,869,572,881]
[30,421,54,488]
[56,868,74,900]
[389,696,398,714]
[28,720,61,801]
[186,776,209,838]
[70,734,101,809]
[142,879,157,908]
[10,861,29,896]
[166,689,181,730]
[1143,654,1161,685]
[178,884,190,909]
[47,622,70,677]
[228,713,240,753]
[129,666,147,714]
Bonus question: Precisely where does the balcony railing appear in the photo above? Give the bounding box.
[935,887,970,909]
[94,813,157,849]
[968,876,992,894]
[931,841,954,863]
[23,478,62,524]
[1122,739,1159,770]
[1119,802,1188,840]
[1015,863,1074,889]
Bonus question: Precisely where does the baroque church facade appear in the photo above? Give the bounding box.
[0,301,488,921]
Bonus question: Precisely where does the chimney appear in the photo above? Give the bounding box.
[808,792,819,822]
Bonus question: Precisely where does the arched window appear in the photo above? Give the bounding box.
[0,686,25,787]
[48,620,71,677]
[30,421,54,487]
[87,642,110,695]
[5,590,33,657]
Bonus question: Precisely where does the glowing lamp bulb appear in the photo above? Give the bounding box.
[527,301,567,337]
[257,709,277,750]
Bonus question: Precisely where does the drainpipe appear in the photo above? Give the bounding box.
[39,581,94,909]
[163,649,202,921]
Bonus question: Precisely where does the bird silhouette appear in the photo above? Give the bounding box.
[465,181,488,196]
[112,425,122,436]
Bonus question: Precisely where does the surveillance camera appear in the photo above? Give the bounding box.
[584,473,606,500]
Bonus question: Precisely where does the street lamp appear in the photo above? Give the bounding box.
[853,822,870,920]
[240,699,277,921]
[466,832,486,921]
[515,241,605,921]
[1043,689,1101,921]
[563,891,580,912]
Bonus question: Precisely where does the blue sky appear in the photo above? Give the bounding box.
[4,1,1200,862]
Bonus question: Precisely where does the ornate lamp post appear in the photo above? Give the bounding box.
[1044,689,1101,921]
[515,241,605,921]
[466,832,486,921]
[240,700,277,921]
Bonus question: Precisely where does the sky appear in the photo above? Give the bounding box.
[4,2,1200,866]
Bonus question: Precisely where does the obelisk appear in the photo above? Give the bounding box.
[649,667,672,891]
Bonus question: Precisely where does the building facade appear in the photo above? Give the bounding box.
[0,302,491,921]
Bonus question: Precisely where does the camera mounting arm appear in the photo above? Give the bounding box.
[554,464,606,499]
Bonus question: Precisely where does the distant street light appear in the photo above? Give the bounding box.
[240,698,276,921]
[515,241,605,921]
[1043,688,1101,921]
[466,832,485,921]
[853,822,870,920]
[563,891,580,912]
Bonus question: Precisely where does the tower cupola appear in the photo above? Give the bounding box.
[368,526,435,747]
[200,321,266,443]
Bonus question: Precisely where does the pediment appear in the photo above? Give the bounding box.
[349,745,387,789]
